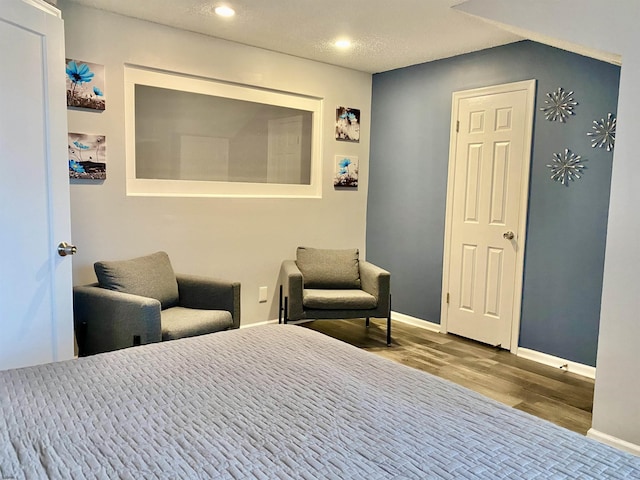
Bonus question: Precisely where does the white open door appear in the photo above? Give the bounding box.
[0,0,74,370]
[442,80,535,351]
[267,115,303,184]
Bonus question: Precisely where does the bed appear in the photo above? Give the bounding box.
[1,324,639,479]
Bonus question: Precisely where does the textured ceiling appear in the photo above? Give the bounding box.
[64,0,522,73]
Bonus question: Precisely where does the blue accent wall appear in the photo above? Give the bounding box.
[367,41,620,366]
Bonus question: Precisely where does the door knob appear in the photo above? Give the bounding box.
[57,242,77,257]
[503,231,515,240]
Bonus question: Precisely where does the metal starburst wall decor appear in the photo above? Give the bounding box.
[547,149,586,186]
[540,87,578,122]
[587,113,616,151]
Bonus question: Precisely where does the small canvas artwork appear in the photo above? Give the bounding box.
[68,133,106,180]
[334,155,358,188]
[335,106,360,142]
[65,59,106,110]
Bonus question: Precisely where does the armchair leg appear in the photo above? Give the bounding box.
[387,294,392,347]
[365,317,370,328]
[284,296,289,324]
[279,285,290,324]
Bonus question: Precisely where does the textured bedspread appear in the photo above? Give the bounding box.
[1,324,639,479]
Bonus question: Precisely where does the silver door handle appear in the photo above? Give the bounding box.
[503,231,515,240]
[57,242,77,257]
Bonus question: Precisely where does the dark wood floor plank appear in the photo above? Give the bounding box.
[301,319,594,435]
[493,350,595,387]
[515,398,593,434]
[490,363,594,412]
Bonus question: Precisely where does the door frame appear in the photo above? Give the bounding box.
[440,79,536,353]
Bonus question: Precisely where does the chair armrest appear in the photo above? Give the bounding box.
[280,260,304,320]
[359,261,391,311]
[176,274,241,329]
[73,285,162,356]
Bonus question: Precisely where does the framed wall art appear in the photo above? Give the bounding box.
[68,132,107,180]
[335,106,360,142]
[334,155,358,188]
[66,59,106,111]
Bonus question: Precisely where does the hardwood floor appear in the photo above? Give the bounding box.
[302,318,594,435]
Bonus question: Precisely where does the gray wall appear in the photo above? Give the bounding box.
[61,1,372,326]
[367,41,620,366]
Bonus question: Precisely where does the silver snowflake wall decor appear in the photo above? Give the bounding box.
[547,149,586,185]
[587,113,616,151]
[540,87,578,122]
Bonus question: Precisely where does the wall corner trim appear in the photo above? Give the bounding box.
[516,347,596,379]
[23,0,61,17]
[587,428,640,456]
[391,311,441,333]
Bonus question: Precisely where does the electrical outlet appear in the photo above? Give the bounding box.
[259,286,268,303]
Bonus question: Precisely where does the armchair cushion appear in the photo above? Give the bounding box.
[303,289,377,310]
[161,307,233,341]
[94,251,179,309]
[296,247,361,289]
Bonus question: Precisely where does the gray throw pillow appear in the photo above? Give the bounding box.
[94,251,179,309]
[296,247,360,289]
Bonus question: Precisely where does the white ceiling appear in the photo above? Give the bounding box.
[64,0,522,73]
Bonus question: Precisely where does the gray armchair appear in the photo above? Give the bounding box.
[74,251,240,356]
[279,247,391,345]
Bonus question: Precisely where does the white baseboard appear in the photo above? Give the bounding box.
[242,314,442,331]
[391,311,441,332]
[587,428,640,456]
[390,312,596,380]
[389,317,596,380]
[516,347,596,379]
[240,319,279,329]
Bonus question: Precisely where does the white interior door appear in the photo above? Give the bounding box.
[442,80,535,350]
[0,0,74,370]
[267,115,303,184]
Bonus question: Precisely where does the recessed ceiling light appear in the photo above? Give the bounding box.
[335,39,352,49]
[215,6,235,17]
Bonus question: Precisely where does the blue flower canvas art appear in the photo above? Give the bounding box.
[334,155,358,187]
[66,59,106,110]
[68,132,106,180]
[335,106,360,142]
